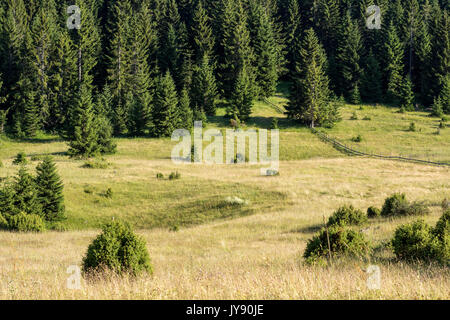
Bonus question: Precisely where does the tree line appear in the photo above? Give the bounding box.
[0,0,448,154]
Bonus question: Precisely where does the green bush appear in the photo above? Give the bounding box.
[169,171,181,180]
[350,111,358,120]
[408,122,416,132]
[367,206,381,218]
[271,117,279,129]
[327,205,367,227]
[7,212,45,232]
[380,193,430,217]
[82,221,152,276]
[304,226,371,264]
[391,220,441,262]
[156,173,164,180]
[12,152,28,165]
[351,134,363,143]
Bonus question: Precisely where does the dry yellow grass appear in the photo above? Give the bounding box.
[0,158,448,300]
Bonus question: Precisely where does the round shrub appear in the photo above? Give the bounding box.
[304,226,371,264]
[367,206,381,218]
[381,193,408,216]
[7,212,45,232]
[327,205,368,227]
[82,221,152,276]
[391,220,441,262]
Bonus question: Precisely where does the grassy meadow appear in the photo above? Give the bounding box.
[0,87,449,299]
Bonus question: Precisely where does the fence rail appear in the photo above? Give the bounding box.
[311,128,450,167]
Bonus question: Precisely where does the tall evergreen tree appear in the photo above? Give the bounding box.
[67,84,100,158]
[384,22,405,104]
[335,13,362,101]
[249,2,278,98]
[35,156,65,222]
[360,51,383,103]
[178,87,193,130]
[228,66,254,121]
[12,166,41,216]
[191,0,214,63]
[152,71,180,137]
[285,29,337,128]
[191,54,218,116]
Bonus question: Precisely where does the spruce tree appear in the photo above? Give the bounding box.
[178,87,193,131]
[384,22,405,104]
[192,0,214,63]
[94,116,117,154]
[228,66,254,121]
[430,10,449,101]
[107,0,133,135]
[191,54,217,116]
[415,19,433,105]
[13,166,41,216]
[67,84,99,158]
[336,13,362,100]
[360,51,383,102]
[399,75,415,111]
[250,3,278,98]
[152,71,180,137]
[285,29,335,128]
[35,156,65,221]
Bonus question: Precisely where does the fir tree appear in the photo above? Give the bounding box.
[12,166,41,216]
[399,76,415,111]
[94,116,117,154]
[360,51,383,102]
[152,71,180,137]
[336,13,362,100]
[67,84,99,158]
[35,156,65,221]
[192,0,214,63]
[191,54,217,116]
[178,87,193,131]
[228,66,254,121]
[384,22,405,104]
[250,2,278,98]
[285,29,336,128]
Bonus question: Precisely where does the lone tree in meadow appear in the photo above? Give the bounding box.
[35,157,65,222]
[12,166,41,216]
[285,28,338,128]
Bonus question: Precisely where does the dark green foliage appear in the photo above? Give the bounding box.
[367,206,381,218]
[82,221,152,276]
[35,157,65,222]
[351,134,363,143]
[381,193,408,216]
[391,219,447,264]
[12,167,41,216]
[169,171,181,180]
[304,226,371,264]
[271,117,278,130]
[67,85,100,158]
[285,29,338,127]
[13,152,28,165]
[381,193,430,217]
[409,122,417,132]
[82,158,110,169]
[228,66,254,121]
[191,55,217,116]
[152,72,180,137]
[399,76,415,111]
[6,212,45,232]
[156,173,164,180]
[327,205,368,227]
[0,0,447,140]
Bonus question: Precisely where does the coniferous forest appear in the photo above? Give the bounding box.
[0,0,448,156]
